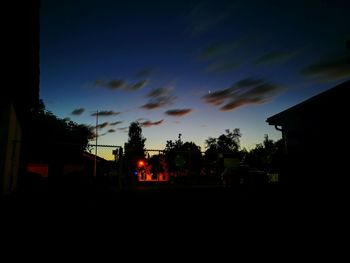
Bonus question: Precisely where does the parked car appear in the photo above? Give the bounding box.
[221,164,267,187]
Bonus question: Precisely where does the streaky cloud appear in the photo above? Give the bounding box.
[147,87,172,98]
[117,127,128,132]
[140,96,175,110]
[199,41,238,60]
[206,60,240,73]
[96,122,109,130]
[186,1,234,36]
[136,69,153,79]
[95,79,125,90]
[236,78,264,87]
[254,50,298,65]
[301,56,350,81]
[202,88,235,106]
[165,109,192,117]
[126,80,148,91]
[110,121,123,126]
[91,111,120,117]
[202,78,281,111]
[140,119,164,127]
[95,78,148,91]
[71,107,85,115]
[141,87,176,110]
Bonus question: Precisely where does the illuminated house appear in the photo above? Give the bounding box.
[0,1,40,194]
[266,80,349,188]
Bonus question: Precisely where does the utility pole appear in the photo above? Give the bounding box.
[94,110,98,178]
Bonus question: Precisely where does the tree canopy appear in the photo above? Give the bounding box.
[124,122,146,183]
[205,128,241,154]
[22,100,94,163]
[244,134,284,172]
[124,121,146,158]
[164,134,202,175]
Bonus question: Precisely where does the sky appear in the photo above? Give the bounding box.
[40,0,350,152]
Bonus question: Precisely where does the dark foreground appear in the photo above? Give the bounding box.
[0,181,312,210]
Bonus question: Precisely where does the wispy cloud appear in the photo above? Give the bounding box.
[136,118,147,122]
[141,87,176,110]
[202,78,281,111]
[202,88,233,106]
[254,50,298,65]
[186,1,234,36]
[95,79,148,91]
[140,119,164,127]
[96,122,109,130]
[206,61,240,73]
[236,78,265,87]
[165,109,192,117]
[71,107,85,115]
[136,68,153,79]
[301,56,350,81]
[91,111,120,117]
[110,121,123,126]
[117,127,128,132]
[197,38,253,73]
[95,79,126,90]
[146,87,171,98]
[199,41,239,61]
[127,80,148,91]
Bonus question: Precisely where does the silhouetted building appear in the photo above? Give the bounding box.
[25,151,109,179]
[267,80,349,192]
[0,1,40,194]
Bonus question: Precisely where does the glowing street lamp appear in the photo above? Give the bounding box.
[138,160,144,167]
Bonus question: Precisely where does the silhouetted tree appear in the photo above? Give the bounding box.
[204,128,242,176]
[22,100,93,163]
[182,141,202,176]
[20,100,94,185]
[124,121,146,183]
[125,122,146,156]
[164,134,202,176]
[205,128,241,153]
[164,134,183,174]
[245,135,283,173]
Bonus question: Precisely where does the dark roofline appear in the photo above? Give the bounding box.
[83,151,108,162]
[266,80,349,125]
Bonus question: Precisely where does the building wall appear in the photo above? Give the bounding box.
[0,1,40,195]
[268,81,349,192]
[0,103,22,194]
[282,112,347,188]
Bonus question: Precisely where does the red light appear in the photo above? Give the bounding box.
[138,161,144,167]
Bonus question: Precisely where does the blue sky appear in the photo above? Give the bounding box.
[40,0,350,151]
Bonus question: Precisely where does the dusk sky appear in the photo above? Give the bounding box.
[40,0,349,151]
